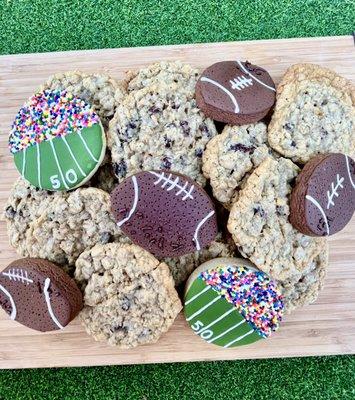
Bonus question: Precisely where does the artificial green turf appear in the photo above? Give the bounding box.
[0,0,353,55]
[0,356,354,399]
[1,1,355,399]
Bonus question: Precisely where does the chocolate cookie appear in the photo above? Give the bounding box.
[196,61,276,125]
[111,170,218,257]
[290,153,355,236]
[0,258,82,332]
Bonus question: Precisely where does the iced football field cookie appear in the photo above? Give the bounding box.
[9,90,106,191]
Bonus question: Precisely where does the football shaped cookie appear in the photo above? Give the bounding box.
[184,258,284,348]
[9,90,106,191]
[196,61,276,125]
[0,258,83,332]
[111,170,218,257]
[290,153,355,236]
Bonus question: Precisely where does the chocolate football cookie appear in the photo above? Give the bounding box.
[196,61,276,125]
[76,243,182,348]
[0,258,82,332]
[9,90,106,191]
[111,170,218,257]
[184,258,284,348]
[268,63,355,163]
[290,153,355,236]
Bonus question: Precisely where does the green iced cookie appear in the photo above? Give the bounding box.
[9,90,106,191]
[184,258,284,348]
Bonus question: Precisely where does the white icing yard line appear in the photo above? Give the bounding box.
[199,308,235,333]
[50,140,69,190]
[200,77,240,113]
[207,320,245,344]
[223,329,255,348]
[345,155,355,188]
[117,176,139,227]
[62,136,87,178]
[185,286,210,305]
[186,295,220,322]
[306,195,330,235]
[78,131,99,163]
[21,147,26,176]
[44,278,64,330]
[193,210,215,250]
[237,60,276,92]
[36,145,42,189]
[0,284,17,320]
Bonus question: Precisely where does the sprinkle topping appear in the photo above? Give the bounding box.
[200,265,284,338]
[9,90,100,154]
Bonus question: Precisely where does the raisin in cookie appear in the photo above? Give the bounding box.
[162,232,236,286]
[41,71,126,129]
[76,242,182,348]
[227,157,327,282]
[203,123,273,207]
[108,74,217,186]
[279,241,328,313]
[3,178,63,255]
[24,188,121,266]
[268,64,355,163]
[127,61,200,93]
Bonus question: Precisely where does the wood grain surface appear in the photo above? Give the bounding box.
[0,36,354,369]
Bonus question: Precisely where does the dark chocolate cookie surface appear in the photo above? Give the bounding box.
[111,170,218,257]
[196,61,276,125]
[290,153,355,236]
[0,258,83,332]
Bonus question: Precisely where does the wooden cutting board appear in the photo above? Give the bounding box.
[0,35,354,369]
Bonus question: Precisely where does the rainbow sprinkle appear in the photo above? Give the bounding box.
[9,90,100,154]
[200,265,284,338]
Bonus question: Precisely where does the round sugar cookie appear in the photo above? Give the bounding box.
[0,258,83,332]
[184,258,284,348]
[9,90,106,191]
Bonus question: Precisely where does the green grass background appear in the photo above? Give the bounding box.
[0,0,354,399]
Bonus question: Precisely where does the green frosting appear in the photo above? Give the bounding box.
[14,124,105,191]
[184,276,261,348]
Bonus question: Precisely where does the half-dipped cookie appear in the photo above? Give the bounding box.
[184,257,284,348]
[290,153,355,236]
[111,170,218,257]
[0,258,83,332]
[196,61,276,125]
[9,90,106,191]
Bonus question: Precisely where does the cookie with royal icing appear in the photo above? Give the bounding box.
[0,258,83,332]
[110,170,218,257]
[9,90,106,191]
[290,153,355,236]
[184,258,284,348]
[196,61,276,125]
